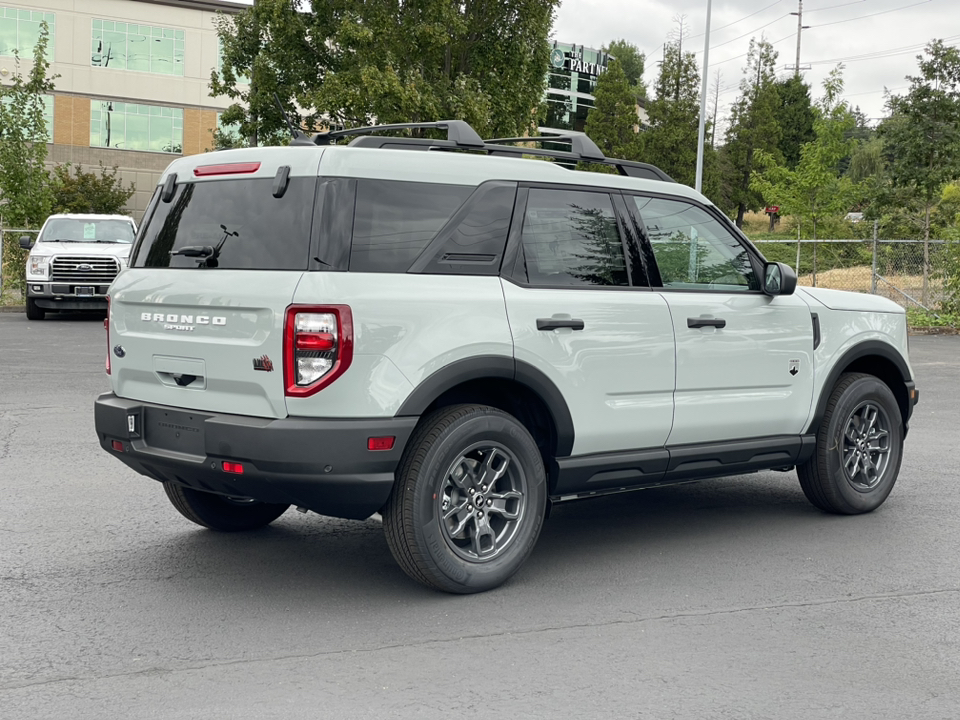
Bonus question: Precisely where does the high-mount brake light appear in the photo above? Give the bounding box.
[193,162,261,177]
[284,305,353,397]
[105,296,111,375]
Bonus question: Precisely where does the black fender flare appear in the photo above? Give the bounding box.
[395,355,575,457]
[806,340,912,434]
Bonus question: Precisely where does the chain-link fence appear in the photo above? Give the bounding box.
[753,237,953,312]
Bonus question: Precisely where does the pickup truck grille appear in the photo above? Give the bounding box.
[51,256,120,284]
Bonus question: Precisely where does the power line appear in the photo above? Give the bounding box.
[809,0,936,28]
[807,35,960,65]
[696,13,792,53]
[687,0,784,41]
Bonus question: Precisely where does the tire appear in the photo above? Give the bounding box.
[25,298,45,320]
[162,482,289,531]
[798,372,904,515]
[383,404,547,594]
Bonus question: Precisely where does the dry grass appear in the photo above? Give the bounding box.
[797,265,944,306]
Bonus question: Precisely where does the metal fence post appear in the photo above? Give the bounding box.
[871,220,878,295]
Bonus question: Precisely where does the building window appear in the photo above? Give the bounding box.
[0,6,54,58]
[91,18,184,76]
[90,100,183,153]
[0,93,52,142]
[217,38,249,85]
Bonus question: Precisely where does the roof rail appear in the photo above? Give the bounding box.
[485,134,606,162]
[308,120,485,149]
[332,120,675,183]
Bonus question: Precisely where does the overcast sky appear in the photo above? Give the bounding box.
[552,0,959,126]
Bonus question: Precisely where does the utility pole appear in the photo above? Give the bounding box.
[789,1,810,76]
[694,0,712,193]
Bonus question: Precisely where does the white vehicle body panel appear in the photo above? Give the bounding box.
[502,281,676,456]
[287,273,512,417]
[661,292,815,446]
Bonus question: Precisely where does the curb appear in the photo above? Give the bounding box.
[0,305,25,313]
[909,326,960,335]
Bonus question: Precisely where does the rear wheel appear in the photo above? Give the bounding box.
[383,404,547,594]
[25,298,45,320]
[163,482,289,531]
[798,373,903,514]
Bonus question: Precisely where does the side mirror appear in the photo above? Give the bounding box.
[19,235,34,250]
[763,262,797,297]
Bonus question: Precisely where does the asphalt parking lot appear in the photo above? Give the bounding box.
[1,311,958,719]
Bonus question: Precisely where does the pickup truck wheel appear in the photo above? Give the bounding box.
[798,373,903,514]
[383,404,546,594]
[162,482,289,531]
[25,298,45,320]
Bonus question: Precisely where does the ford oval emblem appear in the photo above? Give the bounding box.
[78,263,92,271]
[113,345,126,358]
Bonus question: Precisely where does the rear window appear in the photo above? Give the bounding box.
[41,218,135,244]
[132,177,316,270]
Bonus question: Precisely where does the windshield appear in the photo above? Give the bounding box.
[131,177,316,270]
[40,218,136,244]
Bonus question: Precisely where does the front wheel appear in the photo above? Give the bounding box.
[25,298,45,320]
[383,404,547,594]
[798,373,904,514]
[163,482,289,531]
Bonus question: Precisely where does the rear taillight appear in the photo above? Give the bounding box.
[284,305,353,397]
[105,296,111,375]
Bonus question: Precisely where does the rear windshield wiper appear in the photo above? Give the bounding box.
[170,245,215,258]
[169,225,239,268]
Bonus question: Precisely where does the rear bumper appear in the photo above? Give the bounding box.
[94,393,418,520]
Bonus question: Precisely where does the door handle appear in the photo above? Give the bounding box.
[687,317,726,329]
[537,318,585,331]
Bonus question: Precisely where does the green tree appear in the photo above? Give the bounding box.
[723,38,782,228]
[775,74,815,169]
[640,40,701,187]
[584,59,640,163]
[210,0,330,146]
[752,68,858,285]
[877,39,960,304]
[604,39,645,101]
[213,0,560,143]
[0,21,56,298]
[51,164,136,215]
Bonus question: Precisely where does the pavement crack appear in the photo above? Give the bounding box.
[2,586,957,693]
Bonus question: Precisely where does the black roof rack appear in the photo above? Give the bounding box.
[304,120,485,149]
[303,119,674,183]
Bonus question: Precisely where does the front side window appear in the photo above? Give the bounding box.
[633,196,758,291]
[0,7,54,58]
[132,177,316,270]
[90,100,183,153]
[520,188,628,287]
[91,19,184,76]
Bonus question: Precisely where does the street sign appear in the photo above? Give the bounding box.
[765,206,780,214]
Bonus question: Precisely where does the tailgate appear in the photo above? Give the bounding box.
[109,270,302,418]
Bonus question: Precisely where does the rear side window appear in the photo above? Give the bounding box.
[350,180,472,273]
[132,178,316,270]
[520,188,628,287]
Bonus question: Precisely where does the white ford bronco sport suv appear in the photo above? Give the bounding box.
[94,121,918,594]
[22,213,136,320]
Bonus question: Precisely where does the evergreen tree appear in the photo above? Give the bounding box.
[640,41,701,187]
[877,39,960,303]
[584,59,640,162]
[775,75,815,169]
[723,38,782,228]
[604,39,646,101]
